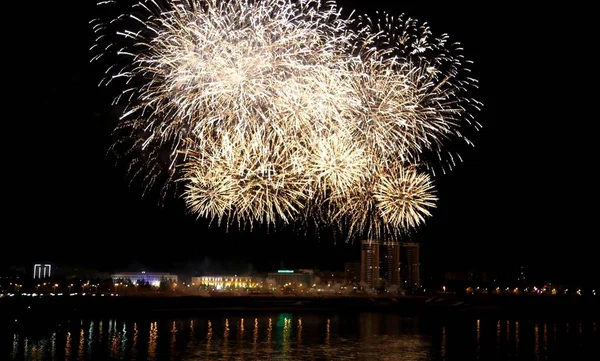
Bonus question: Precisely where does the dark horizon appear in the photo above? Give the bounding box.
[4,1,595,286]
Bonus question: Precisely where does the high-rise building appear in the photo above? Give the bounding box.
[33,264,52,279]
[383,242,400,286]
[399,242,420,289]
[359,241,421,291]
[360,240,380,289]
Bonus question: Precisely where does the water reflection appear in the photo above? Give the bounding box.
[78,328,85,360]
[496,320,501,352]
[50,332,56,358]
[169,320,177,357]
[534,323,540,361]
[441,326,446,359]
[325,318,331,346]
[543,323,548,355]
[266,317,273,356]
[64,332,70,359]
[131,322,138,360]
[282,316,291,357]
[222,318,230,360]
[148,321,158,360]
[476,319,480,357]
[12,334,18,359]
[515,321,520,355]
[87,321,94,357]
[253,318,258,354]
[6,314,598,361]
[206,320,212,349]
[28,337,35,360]
[297,318,303,347]
[108,320,122,359]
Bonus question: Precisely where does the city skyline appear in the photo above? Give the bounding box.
[4,1,595,286]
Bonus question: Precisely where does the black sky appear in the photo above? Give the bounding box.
[5,1,596,284]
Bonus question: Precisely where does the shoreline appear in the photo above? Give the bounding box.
[1,294,598,321]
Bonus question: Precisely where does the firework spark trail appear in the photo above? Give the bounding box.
[92,0,480,241]
[348,13,481,166]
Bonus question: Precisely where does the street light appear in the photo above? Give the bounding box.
[53,284,58,293]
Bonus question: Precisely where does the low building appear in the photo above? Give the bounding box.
[267,269,314,287]
[192,275,256,290]
[111,271,177,287]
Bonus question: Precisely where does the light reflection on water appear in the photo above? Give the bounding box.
[5,313,598,361]
[440,326,446,359]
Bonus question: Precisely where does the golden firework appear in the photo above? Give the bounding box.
[93,0,480,240]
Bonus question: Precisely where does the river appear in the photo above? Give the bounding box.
[3,312,597,360]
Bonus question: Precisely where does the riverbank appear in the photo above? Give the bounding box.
[2,294,598,322]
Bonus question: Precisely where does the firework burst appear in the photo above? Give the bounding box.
[93,0,480,241]
[181,127,310,227]
[349,12,482,166]
[307,131,369,198]
[374,165,437,230]
[92,0,354,184]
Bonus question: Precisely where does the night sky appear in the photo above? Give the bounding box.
[5,1,596,284]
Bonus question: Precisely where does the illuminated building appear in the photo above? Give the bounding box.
[399,242,420,289]
[383,242,400,286]
[267,269,314,287]
[111,271,178,287]
[33,264,52,279]
[192,275,256,290]
[360,240,380,289]
[359,241,420,290]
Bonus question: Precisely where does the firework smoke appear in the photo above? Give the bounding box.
[92,0,480,241]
